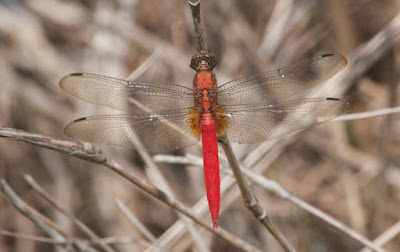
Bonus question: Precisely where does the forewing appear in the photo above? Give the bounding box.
[64,110,199,152]
[217,54,347,105]
[60,73,194,113]
[219,98,348,143]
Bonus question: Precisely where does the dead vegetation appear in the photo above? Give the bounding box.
[0,0,400,251]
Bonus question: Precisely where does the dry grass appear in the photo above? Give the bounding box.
[1,0,400,251]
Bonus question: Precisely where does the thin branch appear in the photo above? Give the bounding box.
[0,230,66,245]
[154,154,202,166]
[333,13,400,96]
[0,127,105,162]
[24,174,115,252]
[0,179,65,241]
[333,106,400,121]
[240,170,385,252]
[188,0,208,51]
[0,126,261,252]
[99,236,151,247]
[0,179,95,251]
[0,230,152,248]
[126,48,162,81]
[360,220,400,252]
[220,140,295,252]
[115,199,157,243]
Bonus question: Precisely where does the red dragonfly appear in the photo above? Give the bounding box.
[60,51,347,228]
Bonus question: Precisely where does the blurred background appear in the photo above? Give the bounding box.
[1,0,400,251]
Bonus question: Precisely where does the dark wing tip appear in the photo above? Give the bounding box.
[64,117,86,136]
[326,97,340,101]
[73,117,87,122]
[320,53,348,69]
[326,97,351,113]
[59,73,85,89]
[70,73,84,76]
[321,53,334,57]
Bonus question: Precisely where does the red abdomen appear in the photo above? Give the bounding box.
[201,113,220,228]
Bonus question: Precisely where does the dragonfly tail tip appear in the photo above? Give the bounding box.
[212,219,219,228]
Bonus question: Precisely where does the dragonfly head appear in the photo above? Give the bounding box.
[190,50,218,72]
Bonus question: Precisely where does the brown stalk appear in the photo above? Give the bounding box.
[188,0,208,51]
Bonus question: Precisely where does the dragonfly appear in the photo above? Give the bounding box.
[59,51,347,228]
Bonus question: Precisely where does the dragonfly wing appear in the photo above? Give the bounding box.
[219,98,348,144]
[60,73,194,113]
[217,54,347,105]
[64,110,200,153]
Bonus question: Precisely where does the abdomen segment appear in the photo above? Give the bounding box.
[201,113,220,228]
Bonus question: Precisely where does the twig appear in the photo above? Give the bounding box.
[333,106,400,121]
[99,236,151,247]
[0,230,66,245]
[258,0,310,60]
[360,220,400,252]
[0,127,105,162]
[0,230,153,248]
[333,119,366,233]
[333,13,400,96]
[115,199,157,243]
[154,154,202,166]
[0,126,261,252]
[240,170,385,252]
[220,140,295,252]
[24,174,116,252]
[188,0,207,51]
[0,179,96,251]
[126,48,162,81]
[372,52,397,237]
[0,179,65,241]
